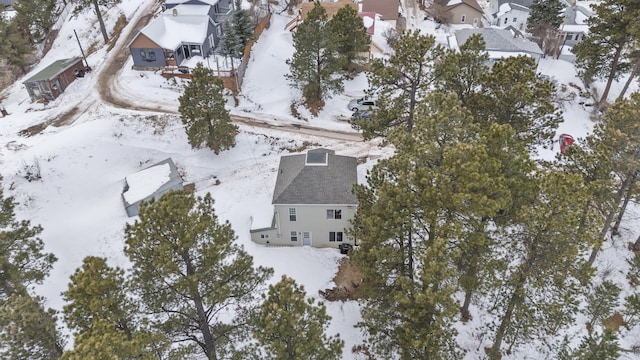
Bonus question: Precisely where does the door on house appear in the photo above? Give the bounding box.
[302,232,312,246]
[473,18,479,27]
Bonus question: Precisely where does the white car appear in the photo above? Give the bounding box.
[348,98,376,112]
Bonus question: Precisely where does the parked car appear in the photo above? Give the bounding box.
[350,110,371,123]
[348,98,376,112]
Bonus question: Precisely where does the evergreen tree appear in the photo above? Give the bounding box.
[0,182,56,299]
[0,13,34,73]
[526,0,564,55]
[472,55,562,151]
[352,93,483,358]
[486,171,597,359]
[70,0,122,43]
[247,275,343,360]
[124,190,273,360]
[13,0,57,43]
[572,0,640,105]
[326,5,370,73]
[353,30,444,139]
[286,1,343,112]
[559,282,622,360]
[178,63,238,154]
[563,93,640,265]
[0,180,63,359]
[434,33,489,107]
[221,4,255,57]
[0,293,65,360]
[62,256,166,359]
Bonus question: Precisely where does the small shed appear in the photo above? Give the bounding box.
[23,57,85,103]
[122,158,184,217]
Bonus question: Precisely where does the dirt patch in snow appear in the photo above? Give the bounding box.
[320,257,364,302]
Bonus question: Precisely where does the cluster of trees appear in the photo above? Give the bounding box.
[349,30,640,359]
[572,0,640,105]
[287,2,370,113]
[220,0,256,58]
[0,189,345,359]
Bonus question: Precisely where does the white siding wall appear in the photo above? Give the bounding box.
[253,204,356,248]
[495,9,529,30]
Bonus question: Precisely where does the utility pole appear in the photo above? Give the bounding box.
[74,29,90,69]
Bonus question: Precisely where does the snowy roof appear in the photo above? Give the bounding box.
[455,28,542,55]
[140,6,212,49]
[123,158,182,205]
[447,0,484,14]
[358,12,376,35]
[165,0,220,6]
[497,0,532,8]
[272,149,358,205]
[561,24,588,34]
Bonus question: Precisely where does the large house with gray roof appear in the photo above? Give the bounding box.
[451,28,543,66]
[250,149,358,248]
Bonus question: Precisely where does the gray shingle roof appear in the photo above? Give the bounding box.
[455,28,542,55]
[272,148,358,205]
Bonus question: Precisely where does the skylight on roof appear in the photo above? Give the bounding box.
[306,152,328,166]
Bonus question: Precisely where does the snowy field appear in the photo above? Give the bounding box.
[1,0,639,358]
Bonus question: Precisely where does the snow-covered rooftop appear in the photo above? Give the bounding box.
[123,162,172,204]
[140,7,212,49]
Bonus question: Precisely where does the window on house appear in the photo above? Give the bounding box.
[217,25,223,37]
[260,234,269,239]
[164,51,175,60]
[566,34,574,41]
[461,15,466,23]
[289,208,297,221]
[291,231,298,241]
[513,17,517,23]
[326,209,342,219]
[140,49,156,62]
[329,232,343,242]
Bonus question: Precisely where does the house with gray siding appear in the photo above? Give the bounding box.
[250,149,358,248]
[128,2,228,70]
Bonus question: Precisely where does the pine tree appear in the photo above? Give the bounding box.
[572,0,640,105]
[559,282,622,360]
[286,1,343,112]
[354,30,444,139]
[178,63,238,154]
[69,0,121,43]
[352,93,482,358]
[564,93,640,265]
[526,0,564,55]
[0,180,63,359]
[13,0,56,43]
[221,4,255,57]
[124,190,273,360]
[472,55,562,151]
[0,293,65,360]
[486,171,597,359]
[247,275,343,360]
[0,182,56,299]
[62,256,166,359]
[434,33,489,107]
[326,5,370,73]
[0,14,34,73]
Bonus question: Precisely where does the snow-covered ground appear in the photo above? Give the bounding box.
[1,0,639,358]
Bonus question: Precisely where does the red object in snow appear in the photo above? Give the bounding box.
[559,133,575,154]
